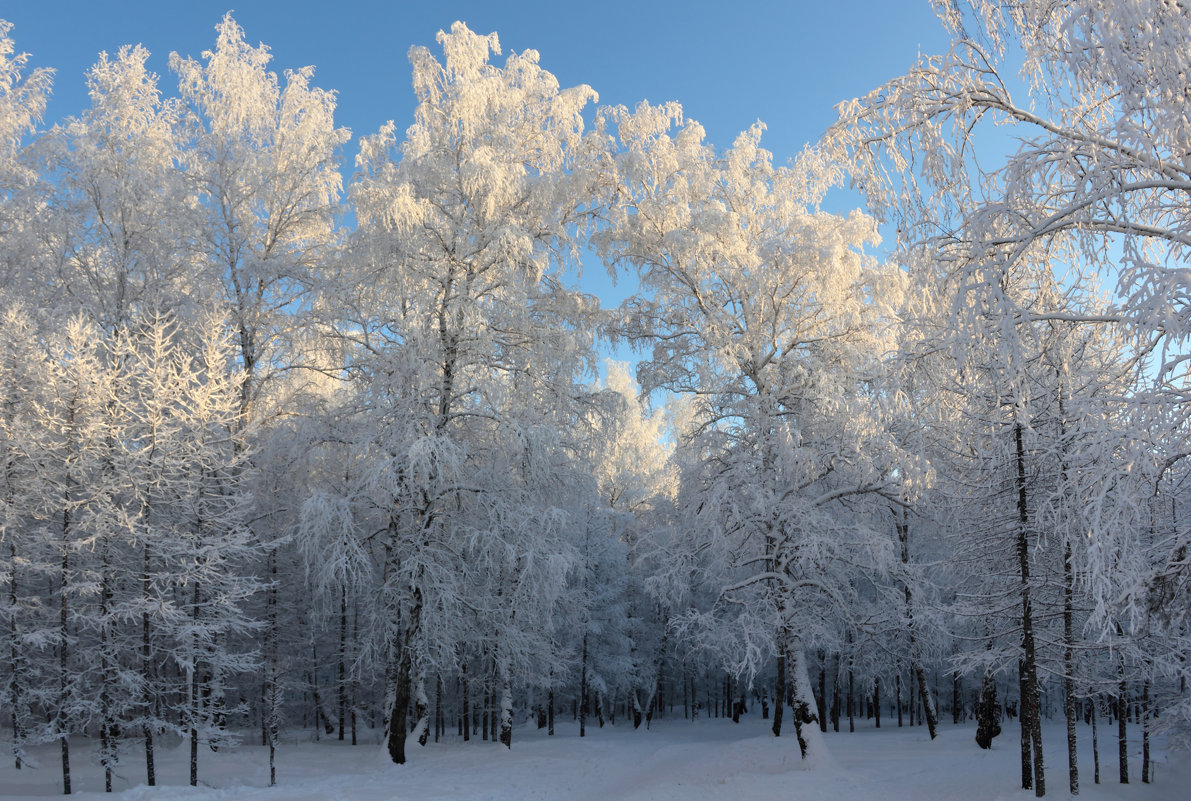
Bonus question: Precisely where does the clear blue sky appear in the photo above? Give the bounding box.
[5,0,952,360]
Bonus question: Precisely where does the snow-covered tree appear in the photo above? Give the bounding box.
[0,20,52,296]
[341,20,603,762]
[33,45,187,330]
[171,11,348,422]
[0,302,49,771]
[597,105,906,759]
[824,0,1191,786]
[586,362,676,728]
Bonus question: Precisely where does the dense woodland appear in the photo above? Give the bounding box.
[0,1,1189,797]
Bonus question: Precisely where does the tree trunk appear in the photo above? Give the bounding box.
[8,540,25,771]
[1117,671,1129,784]
[772,640,786,737]
[387,642,412,764]
[338,585,347,741]
[1091,695,1100,784]
[498,651,513,749]
[1019,659,1032,790]
[264,548,279,787]
[914,663,938,740]
[818,656,828,732]
[975,668,1001,749]
[1063,537,1079,795]
[461,661,470,742]
[99,532,116,794]
[388,577,424,763]
[874,677,881,729]
[831,655,840,732]
[579,635,588,738]
[848,651,855,733]
[1014,422,1045,796]
[190,583,201,788]
[59,511,73,796]
[896,510,938,741]
[143,541,156,787]
[1142,678,1151,784]
[413,668,430,747]
[482,681,490,741]
[789,645,823,760]
[435,673,443,743]
[351,600,359,746]
[952,672,962,725]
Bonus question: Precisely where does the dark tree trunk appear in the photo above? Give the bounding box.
[190,583,201,788]
[490,661,498,740]
[848,652,855,733]
[895,510,938,741]
[264,548,279,786]
[8,540,25,771]
[61,737,71,797]
[975,668,1001,749]
[897,672,904,727]
[387,644,412,764]
[1091,695,1100,784]
[818,656,828,732]
[772,644,786,737]
[338,586,347,741]
[874,677,881,728]
[351,600,359,746]
[461,661,470,742]
[1063,536,1079,796]
[831,655,840,732]
[579,636,588,738]
[484,684,490,739]
[1118,673,1129,784]
[435,673,443,743]
[1142,678,1151,784]
[99,535,116,794]
[1014,422,1045,796]
[1019,659,1032,790]
[59,512,73,796]
[953,672,962,725]
[143,539,157,786]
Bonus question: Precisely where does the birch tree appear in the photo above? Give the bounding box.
[0,303,48,771]
[35,45,187,330]
[0,20,52,296]
[824,0,1191,780]
[345,20,602,763]
[597,106,905,759]
[171,12,348,423]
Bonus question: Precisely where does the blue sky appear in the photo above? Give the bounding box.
[5,1,952,364]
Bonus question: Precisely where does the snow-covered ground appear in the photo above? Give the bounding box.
[2,714,1184,800]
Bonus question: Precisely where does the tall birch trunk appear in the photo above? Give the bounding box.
[789,644,824,760]
[1014,422,1045,796]
[1117,670,1128,784]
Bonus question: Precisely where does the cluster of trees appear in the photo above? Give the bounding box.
[0,2,1187,797]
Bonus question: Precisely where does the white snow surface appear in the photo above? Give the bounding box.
[2,715,1184,800]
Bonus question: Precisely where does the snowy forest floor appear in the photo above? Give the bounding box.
[1,714,1185,800]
